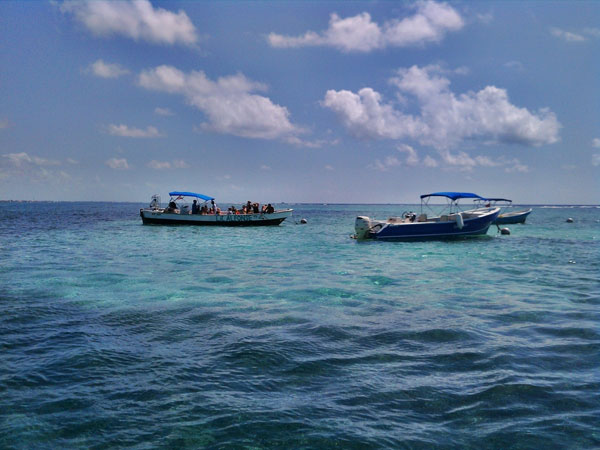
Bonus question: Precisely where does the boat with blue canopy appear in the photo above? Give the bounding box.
[475,197,532,224]
[354,192,500,241]
[140,191,292,226]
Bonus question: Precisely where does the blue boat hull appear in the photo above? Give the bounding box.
[373,210,499,241]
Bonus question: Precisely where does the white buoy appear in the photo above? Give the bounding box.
[500,227,511,235]
[300,218,307,224]
[566,218,574,223]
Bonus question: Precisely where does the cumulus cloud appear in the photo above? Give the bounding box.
[551,27,585,42]
[88,59,129,78]
[592,138,600,148]
[322,87,426,140]
[147,159,189,169]
[138,65,301,140]
[2,152,60,167]
[423,155,438,167]
[107,124,164,138]
[268,1,463,52]
[551,27,600,43]
[378,148,528,172]
[504,61,525,71]
[584,27,600,38]
[105,157,129,170]
[323,65,560,149]
[592,154,600,166]
[435,150,529,172]
[369,155,402,172]
[397,144,419,166]
[60,0,198,46]
[1,152,66,182]
[154,107,174,116]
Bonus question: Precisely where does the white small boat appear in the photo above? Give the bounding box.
[477,198,532,224]
[355,192,500,241]
[140,191,292,226]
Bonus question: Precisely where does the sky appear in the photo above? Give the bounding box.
[1,1,599,204]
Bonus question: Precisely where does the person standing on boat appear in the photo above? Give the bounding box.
[192,200,199,214]
[211,199,216,213]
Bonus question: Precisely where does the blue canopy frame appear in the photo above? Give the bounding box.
[169,191,214,201]
[420,192,485,201]
[420,192,486,215]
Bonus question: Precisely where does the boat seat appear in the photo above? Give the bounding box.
[417,214,427,222]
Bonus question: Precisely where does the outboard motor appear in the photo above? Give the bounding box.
[355,216,372,240]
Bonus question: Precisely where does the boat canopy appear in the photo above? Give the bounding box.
[420,192,485,201]
[169,191,214,201]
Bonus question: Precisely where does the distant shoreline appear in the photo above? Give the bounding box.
[1,200,599,207]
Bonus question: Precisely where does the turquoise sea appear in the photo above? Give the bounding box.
[1,202,599,448]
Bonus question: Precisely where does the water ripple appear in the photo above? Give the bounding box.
[1,203,599,448]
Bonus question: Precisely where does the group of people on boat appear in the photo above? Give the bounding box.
[180,199,274,215]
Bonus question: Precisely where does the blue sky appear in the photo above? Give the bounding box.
[1,1,598,204]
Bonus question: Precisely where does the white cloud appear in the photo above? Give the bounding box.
[60,0,198,46]
[504,60,524,71]
[172,159,189,169]
[147,159,189,169]
[323,65,560,149]
[397,144,419,166]
[260,164,272,171]
[284,136,339,148]
[436,150,528,173]
[88,59,129,78]
[107,124,164,138]
[1,152,67,183]
[2,152,60,167]
[592,154,600,167]
[423,155,438,167]
[268,1,463,52]
[551,27,585,42]
[154,107,174,116]
[476,12,493,25]
[584,27,600,38]
[592,138,600,148]
[106,157,129,170]
[322,87,425,140]
[66,158,79,164]
[325,165,335,171]
[138,65,301,140]
[504,159,529,173]
[369,155,402,172]
[147,160,170,169]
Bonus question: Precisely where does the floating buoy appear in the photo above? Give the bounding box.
[500,227,511,235]
[566,218,574,223]
[300,218,308,224]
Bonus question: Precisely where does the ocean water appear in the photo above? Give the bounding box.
[1,202,599,448]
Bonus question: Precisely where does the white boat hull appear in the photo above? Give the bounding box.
[140,208,292,226]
